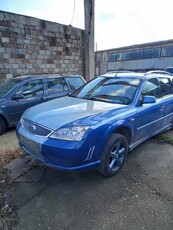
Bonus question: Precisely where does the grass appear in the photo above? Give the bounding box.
[155,130,173,145]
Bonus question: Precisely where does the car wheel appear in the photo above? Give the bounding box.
[98,133,128,177]
[0,117,6,136]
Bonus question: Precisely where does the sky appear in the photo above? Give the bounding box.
[1,0,173,51]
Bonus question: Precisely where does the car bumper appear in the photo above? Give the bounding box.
[16,123,101,172]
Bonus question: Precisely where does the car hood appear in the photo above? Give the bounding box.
[23,96,129,130]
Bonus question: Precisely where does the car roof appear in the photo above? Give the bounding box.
[13,74,83,80]
[101,70,173,80]
[101,72,145,79]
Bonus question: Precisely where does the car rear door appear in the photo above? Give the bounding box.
[6,78,45,124]
[157,76,173,127]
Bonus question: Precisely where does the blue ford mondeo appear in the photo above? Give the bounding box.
[16,71,173,177]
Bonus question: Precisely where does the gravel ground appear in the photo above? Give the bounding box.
[0,129,18,153]
[0,129,25,230]
[0,129,173,230]
[0,128,22,167]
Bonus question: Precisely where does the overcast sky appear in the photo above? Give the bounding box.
[1,0,173,51]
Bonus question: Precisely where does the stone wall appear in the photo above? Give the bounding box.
[0,11,85,83]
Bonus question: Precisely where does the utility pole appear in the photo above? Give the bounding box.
[84,0,95,81]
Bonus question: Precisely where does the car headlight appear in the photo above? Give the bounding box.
[49,126,89,141]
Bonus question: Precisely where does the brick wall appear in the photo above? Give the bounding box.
[0,11,85,82]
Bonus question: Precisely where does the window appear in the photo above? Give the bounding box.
[16,79,44,98]
[108,53,120,62]
[65,77,85,90]
[73,77,140,105]
[158,78,172,96]
[46,78,68,94]
[123,48,161,60]
[0,78,23,98]
[142,78,160,98]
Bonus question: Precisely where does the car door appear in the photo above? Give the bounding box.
[134,77,165,142]
[45,77,69,101]
[158,76,173,128]
[6,78,45,124]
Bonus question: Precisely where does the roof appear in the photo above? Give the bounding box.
[101,70,173,80]
[13,74,83,80]
[101,72,145,79]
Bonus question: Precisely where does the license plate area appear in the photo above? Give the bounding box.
[19,134,39,152]
[19,135,45,162]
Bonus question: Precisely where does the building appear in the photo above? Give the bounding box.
[95,39,173,75]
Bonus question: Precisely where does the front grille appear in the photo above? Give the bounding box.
[22,118,52,136]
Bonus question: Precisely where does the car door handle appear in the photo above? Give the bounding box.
[160,105,164,111]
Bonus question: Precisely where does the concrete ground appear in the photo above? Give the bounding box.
[1,129,173,230]
[0,128,19,153]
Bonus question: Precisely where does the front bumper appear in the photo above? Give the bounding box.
[16,123,101,172]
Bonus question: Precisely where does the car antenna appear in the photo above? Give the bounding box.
[115,60,124,76]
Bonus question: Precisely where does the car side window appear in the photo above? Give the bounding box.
[158,77,172,97]
[46,78,68,94]
[142,78,160,98]
[65,77,85,90]
[15,79,44,98]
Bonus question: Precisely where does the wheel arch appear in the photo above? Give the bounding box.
[0,114,8,128]
[114,126,132,144]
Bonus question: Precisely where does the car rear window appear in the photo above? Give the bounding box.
[66,77,85,90]
[46,78,68,94]
[0,78,22,98]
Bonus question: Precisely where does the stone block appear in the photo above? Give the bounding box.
[0,47,5,53]
[24,39,31,44]
[39,50,45,55]
[1,69,8,74]
[12,64,19,68]
[5,64,12,68]
[3,53,10,59]
[1,37,9,43]
[6,74,13,79]
[30,69,37,73]
[13,27,22,33]
[17,38,24,44]
[16,69,25,74]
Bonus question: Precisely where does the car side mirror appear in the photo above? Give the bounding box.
[12,94,24,100]
[143,95,156,104]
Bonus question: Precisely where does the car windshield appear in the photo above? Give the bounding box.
[0,78,22,98]
[71,76,141,105]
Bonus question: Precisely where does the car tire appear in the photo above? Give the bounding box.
[98,133,128,177]
[0,117,6,136]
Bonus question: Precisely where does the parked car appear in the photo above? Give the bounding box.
[16,71,173,177]
[0,74,85,135]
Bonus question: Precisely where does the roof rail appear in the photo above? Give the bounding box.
[106,70,134,74]
[146,70,172,75]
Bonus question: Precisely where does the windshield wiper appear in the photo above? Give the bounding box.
[68,94,76,98]
[82,96,109,103]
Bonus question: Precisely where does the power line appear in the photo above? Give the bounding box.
[70,0,76,25]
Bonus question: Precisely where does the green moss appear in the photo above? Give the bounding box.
[156,134,173,145]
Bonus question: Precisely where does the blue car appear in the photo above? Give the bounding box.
[16,71,173,177]
[0,74,85,135]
